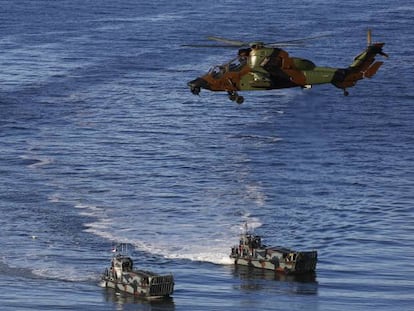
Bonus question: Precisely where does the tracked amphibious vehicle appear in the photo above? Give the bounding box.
[100,246,174,298]
[230,228,317,274]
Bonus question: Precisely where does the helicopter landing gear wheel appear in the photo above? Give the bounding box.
[228,92,237,101]
[228,91,244,104]
[236,96,244,104]
[191,86,201,95]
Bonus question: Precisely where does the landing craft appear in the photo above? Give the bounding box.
[100,244,174,298]
[230,225,317,274]
[187,30,388,103]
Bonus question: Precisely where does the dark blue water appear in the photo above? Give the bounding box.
[1,1,413,310]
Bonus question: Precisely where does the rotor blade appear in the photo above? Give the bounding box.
[207,36,248,47]
[266,34,331,46]
[181,43,241,48]
[266,42,307,48]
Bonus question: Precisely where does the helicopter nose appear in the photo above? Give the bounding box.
[188,78,209,95]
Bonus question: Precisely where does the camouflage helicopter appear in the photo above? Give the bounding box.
[187,30,388,104]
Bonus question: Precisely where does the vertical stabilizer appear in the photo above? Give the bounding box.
[332,30,387,94]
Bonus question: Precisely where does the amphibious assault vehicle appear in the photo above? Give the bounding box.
[230,229,317,274]
[100,249,174,298]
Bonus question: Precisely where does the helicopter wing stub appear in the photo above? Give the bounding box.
[273,51,307,86]
[283,69,307,86]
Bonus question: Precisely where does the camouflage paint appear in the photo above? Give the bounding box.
[187,36,387,102]
[100,254,174,298]
[230,232,318,274]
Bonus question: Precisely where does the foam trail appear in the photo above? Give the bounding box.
[20,155,53,168]
[239,213,263,232]
[74,202,264,265]
[166,250,233,265]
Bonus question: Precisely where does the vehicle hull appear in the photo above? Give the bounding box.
[231,250,317,274]
[230,232,317,274]
[100,274,174,299]
[100,253,174,298]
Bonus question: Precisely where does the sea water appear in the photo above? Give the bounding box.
[1,1,413,310]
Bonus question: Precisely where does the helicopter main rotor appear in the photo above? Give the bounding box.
[183,34,330,49]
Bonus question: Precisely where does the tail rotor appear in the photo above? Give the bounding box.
[367,29,372,46]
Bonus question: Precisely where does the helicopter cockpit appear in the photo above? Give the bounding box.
[209,56,247,79]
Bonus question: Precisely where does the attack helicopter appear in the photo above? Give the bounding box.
[187,30,388,104]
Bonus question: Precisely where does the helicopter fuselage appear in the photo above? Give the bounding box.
[188,38,386,103]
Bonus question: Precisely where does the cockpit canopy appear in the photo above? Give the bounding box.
[208,56,248,79]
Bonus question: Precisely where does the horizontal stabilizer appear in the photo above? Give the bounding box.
[364,61,383,78]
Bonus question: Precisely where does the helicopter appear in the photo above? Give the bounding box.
[187,30,388,104]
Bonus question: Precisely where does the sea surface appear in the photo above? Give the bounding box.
[1,1,413,310]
